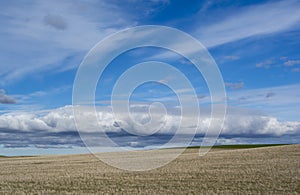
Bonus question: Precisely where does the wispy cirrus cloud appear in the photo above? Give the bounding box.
[146,0,300,62]
[196,0,300,48]
[0,0,134,84]
[227,84,300,121]
[1,0,299,84]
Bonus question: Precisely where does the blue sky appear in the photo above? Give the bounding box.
[0,0,300,155]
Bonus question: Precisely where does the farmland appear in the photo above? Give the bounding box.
[0,144,299,194]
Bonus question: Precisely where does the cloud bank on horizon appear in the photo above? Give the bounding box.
[0,0,300,154]
[0,105,299,149]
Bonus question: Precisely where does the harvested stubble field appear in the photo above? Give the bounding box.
[0,144,299,194]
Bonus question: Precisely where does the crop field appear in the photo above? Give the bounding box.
[0,144,299,194]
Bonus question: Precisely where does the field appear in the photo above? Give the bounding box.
[0,144,299,194]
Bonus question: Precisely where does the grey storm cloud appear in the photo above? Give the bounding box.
[0,89,16,104]
[266,92,276,98]
[197,94,206,99]
[43,14,68,30]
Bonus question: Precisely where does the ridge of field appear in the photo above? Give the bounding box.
[0,144,299,194]
[188,143,289,149]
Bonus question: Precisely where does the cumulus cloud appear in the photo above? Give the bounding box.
[291,68,300,72]
[0,105,299,148]
[224,55,240,60]
[43,14,67,30]
[284,60,300,66]
[256,60,273,69]
[225,82,244,90]
[280,56,288,61]
[0,89,16,104]
[221,114,300,137]
[256,57,300,70]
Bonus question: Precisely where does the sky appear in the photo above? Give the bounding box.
[0,0,300,156]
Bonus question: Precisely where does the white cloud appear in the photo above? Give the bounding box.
[224,55,240,60]
[0,113,50,131]
[0,0,134,84]
[291,68,300,72]
[1,0,299,83]
[256,60,273,69]
[196,0,300,48]
[280,56,288,61]
[225,82,244,90]
[222,114,299,136]
[0,104,299,148]
[255,57,300,70]
[147,0,300,61]
[284,60,300,66]
[227,84,300,121]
